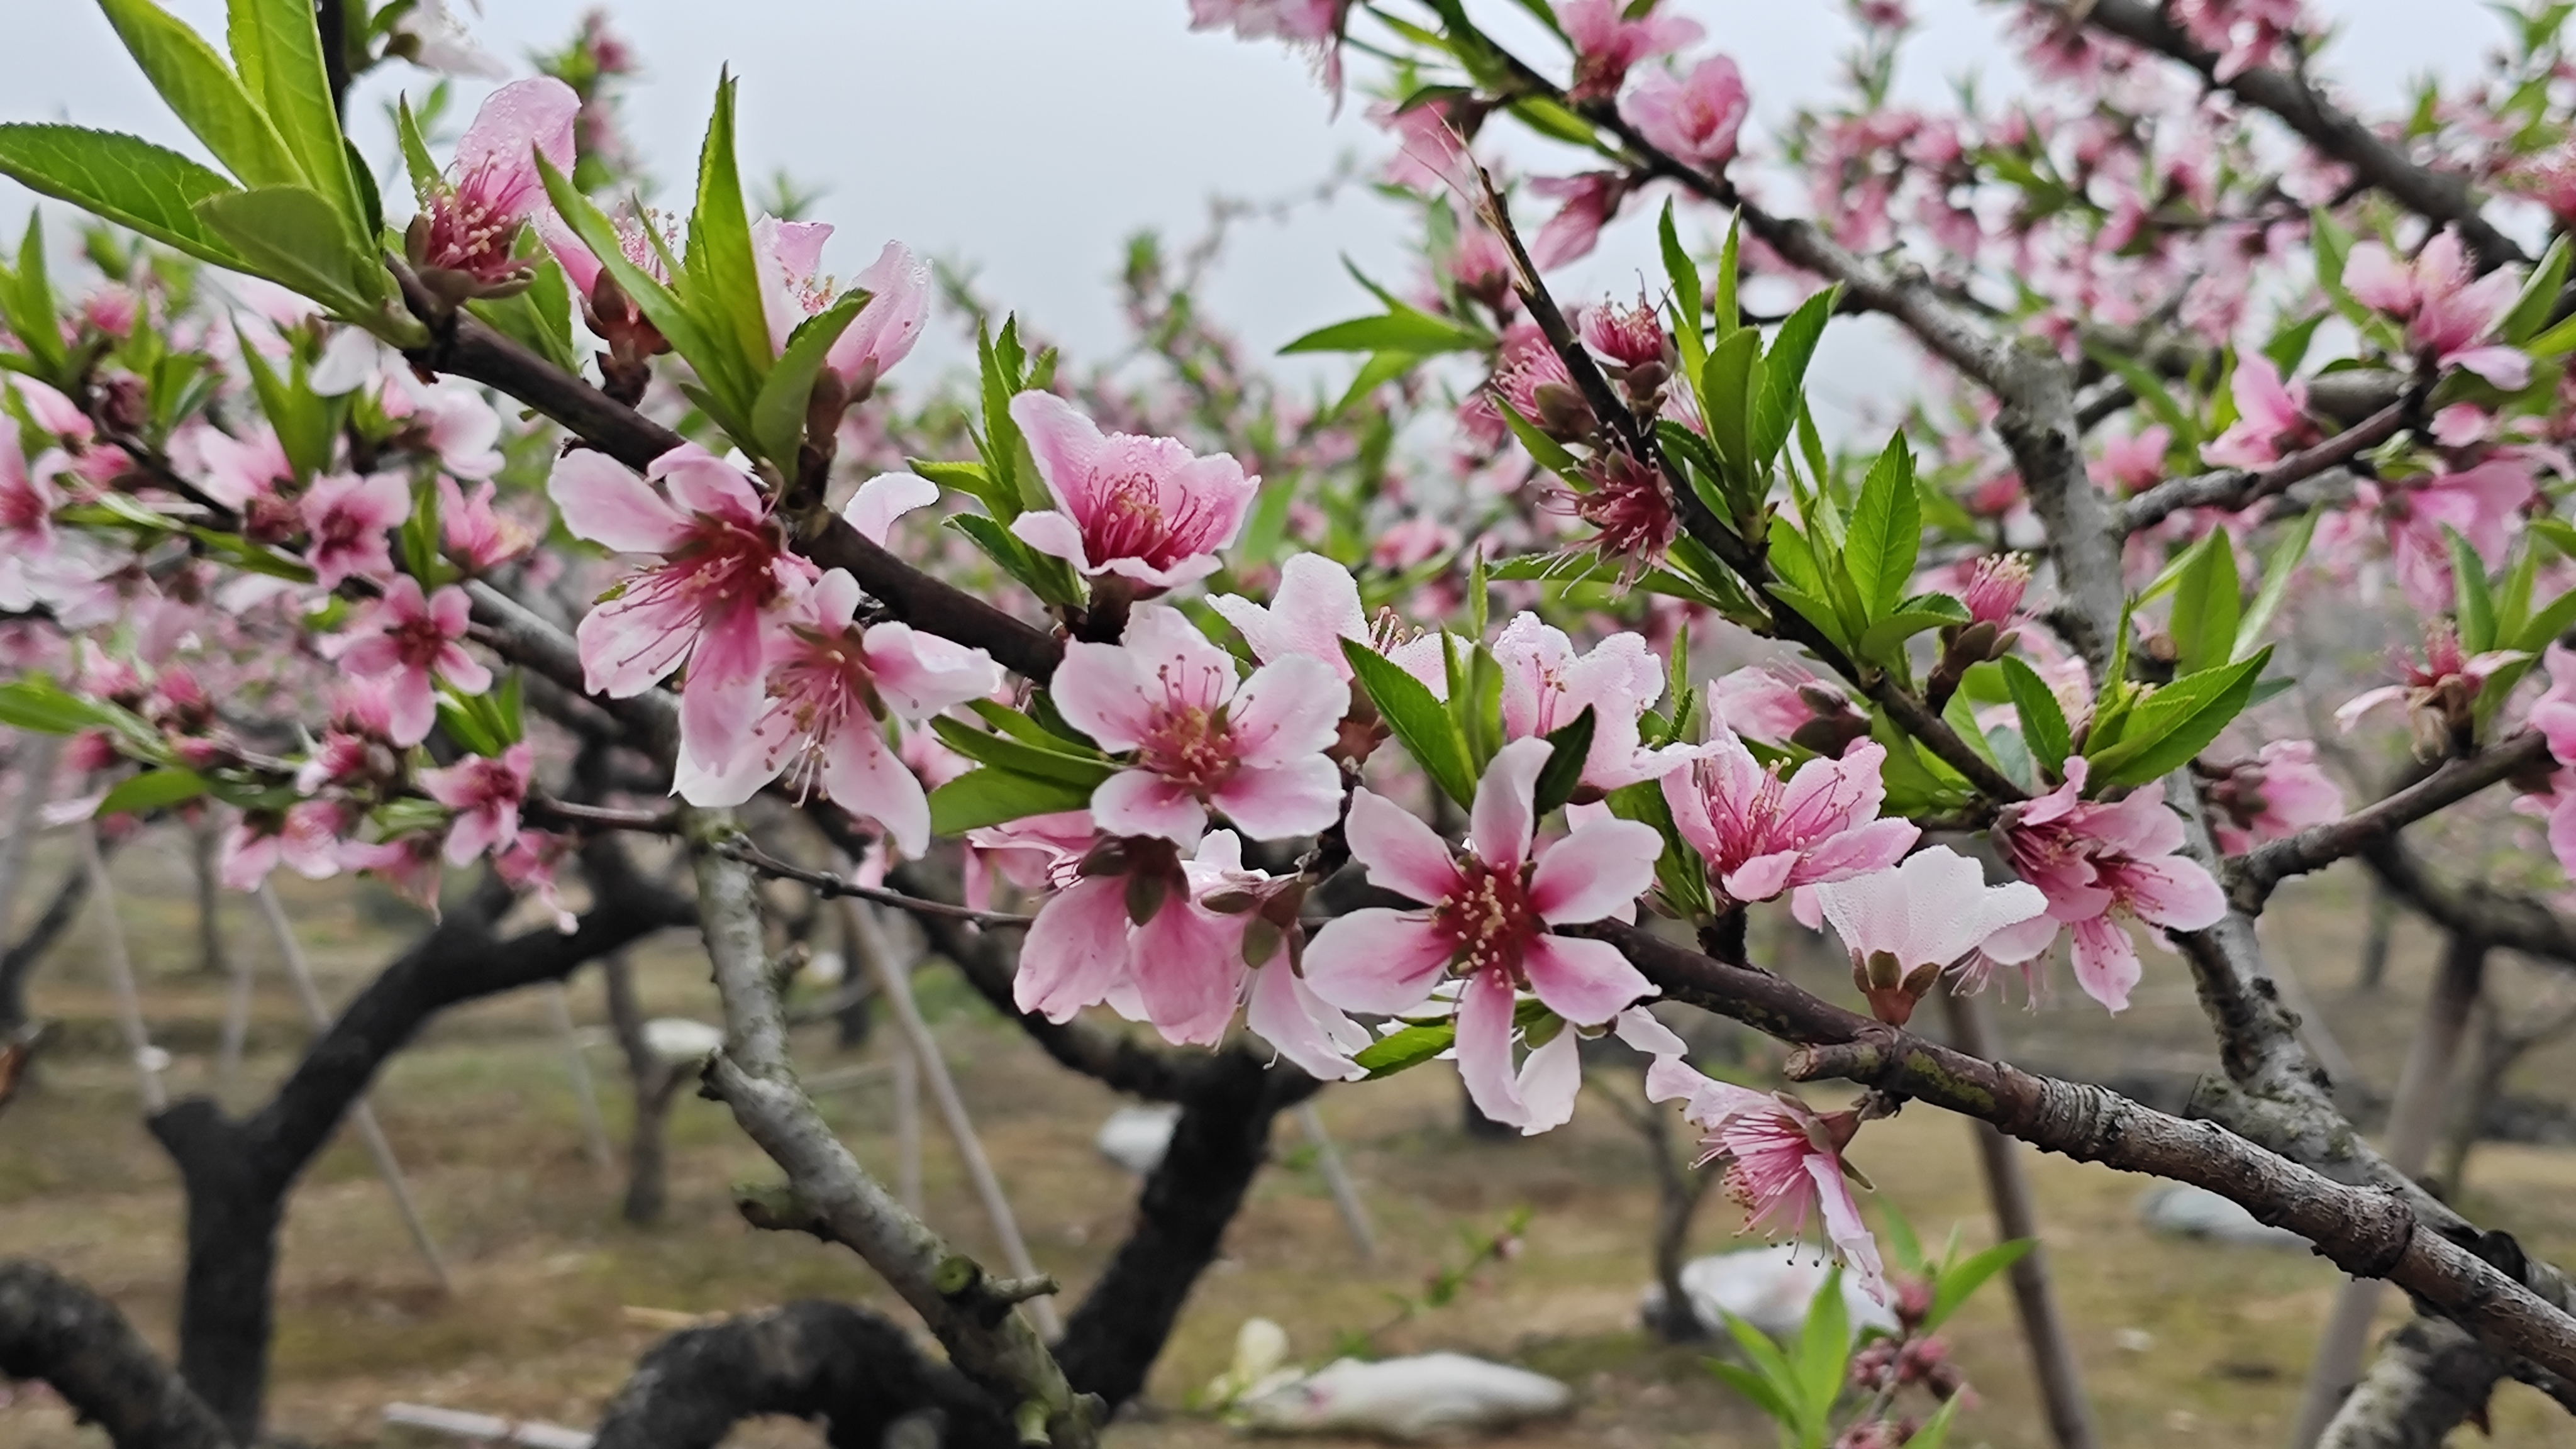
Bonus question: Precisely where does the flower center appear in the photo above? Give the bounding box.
[1436,857,1539,984]
[1084,473,1216,570]
[1138,699,1236,794]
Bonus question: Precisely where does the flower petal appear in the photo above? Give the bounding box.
[1302,909,1455,1014]
[1521,931,1653,1026]
[1528,817,1663,924]
[1344,788,1461,904]
[548,452,689,553]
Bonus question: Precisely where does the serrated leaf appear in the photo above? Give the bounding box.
[538,153,733,420]
[1280,306,1490,355]
[2002,655,2072,777]
[1344,637,1476,809]
[748,286,867,469]
[226,0,365,243]
[0,125,245,269]
[926,767,1098,836]
[195,185,378,314]
[2168,529,2241,677]
[1751,287,1835,469]
[1355,1020,1455,1079]
[2086,648,2271,787]
[683,72,770,401]
[929,714,1117,789]
[1843,433,1919,621]
[97,0,303,190]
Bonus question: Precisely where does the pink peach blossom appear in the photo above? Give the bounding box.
[1494,613,1694,790]
[1648,1070,1885,1302]
[1990,761,2228,1011]
[334,576,490,747]
[2201,355,2310,470]
[1809,846,2053,1019]
[2208,740,2346,854]
[673,568,1002,855]
[1558,0,1704,100]
[299,473,411,590]
[1664,733,1919,905]
[1052,602,1345,846]
[219,801,347,891]
[1209,552,1370,680]
[1007,392,1260,593]
[411,77,580,285]
[1620,55,1750,170]
[2346,230,2531,389]
[548,442,818,766]
[421,742,533,866]
[749,219,929,391]
[1304,738,1663,1132]
[438,476,533,573]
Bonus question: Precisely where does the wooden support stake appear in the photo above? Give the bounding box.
[78,824,164,1114]
[836,896,1059,1338]
[1294,1101,1376,1262]
[255,882,452,1292]
[543,981,616,1172]
[1940,987,2099,1449]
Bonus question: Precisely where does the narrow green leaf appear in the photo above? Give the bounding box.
[1793,1268,1850,1431]
[1657,199,1700,354]
[2167,529,2242,677]
[1343,637,1477,809]
[1280,306,1491,355]
[1751,287,1835,469]
[1842,433,1919,621]
[395,96,440,195]
[0,677,133,736]
[1496,397,1580,479]
[930,715,1118,789]
[0,126,245,269]
[749,287,867,468]
[538,154,730,407]
[2234,508,2318,662]
[194,185,377,313]
[942,513,1084,608]
[95,767,210,818]
[2002,656,2072,777]
[684,72,772,395]
[1531,706,1596,817]
[2086,648,2272,787]
[226,0,365,242]
[1711,214,1740,340]
[1923,1238,2035,1335]
[926,767,1098,836]
[1354,1020,1456,1079]
[2504,233,2571,345]
[1699,328,1758,481]
[2449,526,2497,655]
[96,0,303,189]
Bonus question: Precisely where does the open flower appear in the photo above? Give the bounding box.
[421,743,533,866]
[1649,1070,1885,1302]
[749,219,930,396]
[406,77,580,292]
[1053,603,1345,846]
[219,801,347,891]
[2206,740,2346,854]
[2201,355,2312,470]
[2335,619,2524,756]
[438,476,533,573]
[1559,0,1704,99]
[1007,392,1260,593]
[300,473,411,590]
[1189,831,1372,1078]
[673,567,1002,855]
[1663,733,1919,906]
[1209,552,1372,679]
[1305,738,1663,1132]
[1494,613,1694,790]
[1807,845,2051,1023]
[1620,55,1750,170]
[2346,229,2531,389]
[549,441,818,767]
[334,576,490,747]
[1990,762,2228,1011]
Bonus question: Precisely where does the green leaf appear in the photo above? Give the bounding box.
[2002,656,2072,777]
[226,0,365,242]
[749,287,867,469]
[1280,305,1490,355]
[2450,526,2497,655]
[1531,706,1595,817]
[928,716,1117,789]
[538,153,731,413]
[1658,199,1701,354]
[1701,1361,1793,1425]
[942,513,1084,608]
[683,72,770,401]
[1792,1267,1850,1432]
[194,185,378,313]
[2516,580,2576,653]
[1751,287,1835,469]
[2504,233,2570,345]
[1842,433,1919,621]
[2086,648,2271,787]
[2167,529,2241,677]
[1856,603,1967,664]
[466,254,580,375]
[394,96,440,196]
[95,766,210,818]
[926,767,1099,836]
[96,0,304,190]
[1496,397,1580,479]
[0,126,245,269]
[1903,1396,1963,1449]
[1343,637,1477,809]
[2234,507,2317,662]
[1923,1238,2035,1335]
[1711,214,1740,341]
[0,676,134,737]
[1698,328,1759,482]
[1354,1020,1455,1079]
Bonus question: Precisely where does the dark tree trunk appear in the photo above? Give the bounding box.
[1,861,97,1033]
[591,1300,1013,1449]
[137,845,692,1440]
[0,1259,233,1449]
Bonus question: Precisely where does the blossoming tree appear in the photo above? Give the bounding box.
[6,1,2576,1446]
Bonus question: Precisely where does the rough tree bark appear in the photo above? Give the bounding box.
[0,860,93,1034]
[143,844,692,1443]
[0,1260,232,1449]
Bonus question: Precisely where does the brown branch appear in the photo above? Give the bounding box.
[718,839,1033,928]
[2229,731,2551,906]
[2363,835,2576,965]
[2053,0,2526,272]
[391,264,1065,682]
[0,1259,233,1449]
[2120,400,2411,533]
[1582,919,2576,1379]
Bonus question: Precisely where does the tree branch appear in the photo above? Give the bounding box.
[2229,731,2551,906]
[2316,1316,2503,1449]
[2119,401,2411,533]
[0,1260,233,1449]
[2053,0,2526,270]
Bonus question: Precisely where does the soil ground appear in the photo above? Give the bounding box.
[4,833,2575,1446]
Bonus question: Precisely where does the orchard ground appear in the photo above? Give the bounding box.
[2,836,2571,1448]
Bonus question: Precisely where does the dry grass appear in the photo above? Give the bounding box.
[3,838,2573,1446]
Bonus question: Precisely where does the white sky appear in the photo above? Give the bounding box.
[0,1,2518,403]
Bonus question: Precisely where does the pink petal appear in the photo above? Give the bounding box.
[1091,769,1209,845]
[1979,911,2062,966]
[1016,877,1133,1021]
[386,668,437,748]
[678,603,771,765]
[1528,817,1662,924]
[1453,967,1530,1129]
[821,717,932,858]
[674,709,796,809]
[1226,653,1347,766]
[1245,957,1369,1081]
[1212,755,1343,841]
[455,77,579,196]
[1720,851,1801,905]
[1009,509,1093,570]
[2117,856,2227,932]
[1050,639,1153,751]
[1808,1155,1887,1304]
[2343,242,2415,316]
[655,446,767,526]
[1521,931,1653,1026]
[575,593,694,698]
[1008,391,1104,518]
[2445,345,2532,391]
[1344,787,1462,904]
[1127,901,1245,1046]
[843,470,940,545]
[548,452,691,553]
[1513,1028,1583,1135]
[1302,909,1455,1014]
[862,622,1004,721]
[2068,916,2142,1012]
[1470,736,1552,870]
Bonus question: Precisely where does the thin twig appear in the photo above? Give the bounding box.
[718,839,1035,928]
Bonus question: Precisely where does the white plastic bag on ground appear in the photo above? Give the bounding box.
[1235,1353,1573,1440]
[2136,1184,2307,1248]
[1096,1103,1182,1175]
[1639,1245,1901,1341]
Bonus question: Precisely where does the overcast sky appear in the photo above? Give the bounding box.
[0,1,2518,404]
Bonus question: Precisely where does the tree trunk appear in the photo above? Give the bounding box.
[0,1258,233,1449]
[148,1107,278,1446]
[0,862,92,1034]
